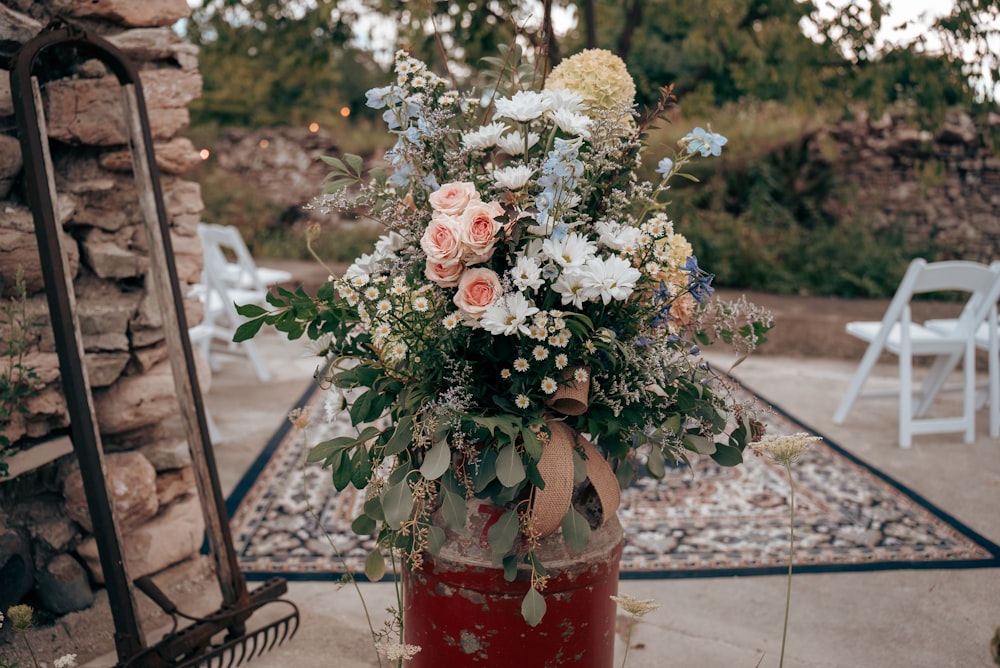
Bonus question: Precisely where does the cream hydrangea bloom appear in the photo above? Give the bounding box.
[545,49,637,129]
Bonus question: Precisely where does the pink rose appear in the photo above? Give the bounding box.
[453,268,501,322]
[459,201,504,265]
[420,213,463,265]
[425,259,464,287]
[429,181,480,216]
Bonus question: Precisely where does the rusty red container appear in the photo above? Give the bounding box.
[402,502,623,667]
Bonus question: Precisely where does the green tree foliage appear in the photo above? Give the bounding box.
[188,0,386,126]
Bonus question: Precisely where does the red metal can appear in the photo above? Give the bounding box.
[403,503,623,667]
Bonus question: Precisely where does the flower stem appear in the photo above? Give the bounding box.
[17,628,40,668]
[779,461,796,668]
[619,614,635,668]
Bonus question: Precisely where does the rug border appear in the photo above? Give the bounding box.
[226,379,1000,581]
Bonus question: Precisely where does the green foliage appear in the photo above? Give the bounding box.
[0,270,40,479]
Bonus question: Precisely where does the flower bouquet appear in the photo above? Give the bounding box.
[236,46,772,627]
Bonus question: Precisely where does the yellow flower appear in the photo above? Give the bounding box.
[546,49,636,128]
[7,604,34,630]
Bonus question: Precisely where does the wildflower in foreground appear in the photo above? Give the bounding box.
[7,604,33,630]
[751,432,822,465]
[612,594,659,668]
[288,406,312,431]
[54,654,78,668]
[375,639,422,662]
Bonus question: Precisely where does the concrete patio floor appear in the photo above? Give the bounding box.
[83,294,1000,667]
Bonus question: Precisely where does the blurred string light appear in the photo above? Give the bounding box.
[309,122,320,132]
[259,139,269,149]
[199,148,210,160]
[340,106,351,118]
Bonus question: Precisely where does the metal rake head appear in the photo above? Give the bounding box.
[175,607,300,668]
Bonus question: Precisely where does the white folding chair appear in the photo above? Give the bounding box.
[188,228,273,382]
[832,258,1000,447]
[923,313,1000,439]
[197,223,292,292]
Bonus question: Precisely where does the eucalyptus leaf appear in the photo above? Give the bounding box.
[684,434,717,455]
[502,554,518,582]
[486,509,519,566]
[615,459,635,490]
[384,415,413,456]
[426,525,447,554]
[441,485,466,531]
[521,587,547,627]
[420,440,451,481]
[561,507,592,553]
[647,445,667,479]
[351,513,376,536]
[496,444,526,487]
[572,448,588,484]
[382,480,414,530]
[364,549,385,581]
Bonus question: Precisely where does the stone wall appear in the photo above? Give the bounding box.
[0,0,208,626]
[808,108,1000,260]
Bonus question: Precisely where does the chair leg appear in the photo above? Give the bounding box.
[914,351,961,417]
[963,341,976,444]
[834,343,881,425]
[899,347,913,448]
[241,339,272,382]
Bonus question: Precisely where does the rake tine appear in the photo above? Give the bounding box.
[223,639,241,668]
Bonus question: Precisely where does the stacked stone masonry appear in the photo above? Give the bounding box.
[0,0,209,627]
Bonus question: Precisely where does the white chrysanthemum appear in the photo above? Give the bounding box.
[510,256,545,292]
[515,394,531,409]
[552,270,590,308]
[462,121,509,150]
[494,90,547,122]
[532,345,549,361]
[555,353,569,369]
[542,232,597,270]
[373,231,406,260]
[481,292,540,336]
[548,108,592,137]
[580,255,641,304]
[543,88,586,114]
[596,220,642,251]
[443,313,461,330]
[540,377,558,394]
[500,368,512,379]
[492,165,535,190]
[513,357,530,372]
[496,129,540,156]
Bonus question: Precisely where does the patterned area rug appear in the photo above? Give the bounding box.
[227,383,1000,581]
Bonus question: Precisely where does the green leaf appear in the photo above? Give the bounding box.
[572,448,588,484]
[440,485,466,532]
[364,549,385,581]
[382,480,414,530]
[351,513,376,536]
[647,445,666,479]
[235,303,269,318]
[332,452,353,491]
[384,416,413,456]
[426,525,447,554]
[561,507,592,553]
[615,459,635,490]
[344,153,364,174]
[520,587,546,627]
[233,317,265,342]
[684,434,717,455]
[472,448,498,493]
[420,440,450,481]
[520,426,543,462]
[350,445,373,489]
[486,509,519,566]
[710,443,744,467]
[496,444,525,487]
[502,554,518,582]
[307,436,354,463]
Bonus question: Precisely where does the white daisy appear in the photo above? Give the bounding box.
[540,377,558,394]
[580,256,641,304]
[532,345,549,361]
[510,256,545,291]
[494,90,547,122]
[443,313,461,330]
[492,165,535,190]
[543,88,587,114]
[555,353,569,369]
[462,121,509,150]
[513,357,530,372]
[481,292,540,336]
[551,270,591,308]
[515,394,531,409]
[496,130,540,156]
[548,108,592,137]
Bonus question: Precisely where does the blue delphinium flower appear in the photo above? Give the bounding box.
[656,157,673,178]
[683,256,715,303]
[683,127,728,157]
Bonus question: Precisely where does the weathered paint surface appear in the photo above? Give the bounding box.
[403,506,623,667]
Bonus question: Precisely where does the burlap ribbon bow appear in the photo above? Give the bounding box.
[529,368,622,538]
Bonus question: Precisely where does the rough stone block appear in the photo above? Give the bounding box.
[77,493,205,584]
[0,134,23,199]
[80,227,146,279]
[106,28,199,69]
[156,466,195,506]
[140,438,192,471]
[92,358,178,434]
[35,554,94,615]
[0,202,81,298]
[63,451,159,533]
[0,527,34,609]
[52,0,191,28]
[100,137,202,176]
